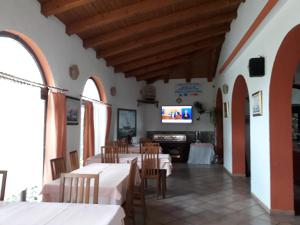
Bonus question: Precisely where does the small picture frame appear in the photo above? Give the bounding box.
[66,96,81,125]
[252,91,263,116]
[223,102,229,118]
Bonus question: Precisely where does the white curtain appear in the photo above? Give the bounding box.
[93,102,107,155]
[0,80,45,201]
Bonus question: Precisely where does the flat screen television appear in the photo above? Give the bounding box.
[161,106,192,124]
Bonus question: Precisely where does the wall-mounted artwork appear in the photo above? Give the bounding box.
[252,91,263,116]
[223,102,229,118]
[117,108,137,138]
[66,96,81,125]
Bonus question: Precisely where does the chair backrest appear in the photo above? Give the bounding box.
[69,150,79,171]
[101,146,119,163]
[50,157,67,180]
[59,173,99,204]
[0,170,7,201]
[125,158,138,215]
[141,146,160,179]
[143,142,160,147]
[139,138,152,153]
[117,141,128,154]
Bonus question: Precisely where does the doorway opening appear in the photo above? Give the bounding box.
[232,75,251,178]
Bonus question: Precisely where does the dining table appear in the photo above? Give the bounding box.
[0,201,125,225]
[187,142,215,164]
[41,163,137,205]
[87,153,172,176]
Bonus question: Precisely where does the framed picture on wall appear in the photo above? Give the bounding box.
[252,91,263,116]
[66,96,81,125]
[117,108,137,138]
[223,102,229,118]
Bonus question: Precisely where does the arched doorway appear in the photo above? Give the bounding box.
[269,24,300,213]
[0,31,52,201]
[80,77,108,166]
[232,75,250,177]
[216,88,224,163]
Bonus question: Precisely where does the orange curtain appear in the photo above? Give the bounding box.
[105,106,112,145]
[83,101,95,164]
[43,92,66,184]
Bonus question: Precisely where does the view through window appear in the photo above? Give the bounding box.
[0,35,45,201]
[80,78,107,166]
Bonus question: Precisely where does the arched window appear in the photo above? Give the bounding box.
[0,33,46,201]
[80,78,107,165]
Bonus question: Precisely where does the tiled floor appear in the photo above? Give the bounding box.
[133,164,300,225]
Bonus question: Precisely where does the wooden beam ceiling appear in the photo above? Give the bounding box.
[41,0,96,16]
[38,0,243,82]
[84,0,241,49]
[67,0,185,35]
[99,13,235,58]
[126,55,194,77]
[115,35,226,73]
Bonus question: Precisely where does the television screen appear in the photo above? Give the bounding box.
[161,106,192,124]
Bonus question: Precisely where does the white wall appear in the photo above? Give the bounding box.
[215,0,299,209]
[0,0,145,154]
[143,79,215,133]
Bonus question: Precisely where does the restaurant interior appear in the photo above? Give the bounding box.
[2,0,300,225]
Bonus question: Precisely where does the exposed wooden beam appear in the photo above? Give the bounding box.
[86,11,236,51]
[105,29,226,66]
[41,0,96,16]
[84,0,241,48]
[67,0,185,35]
[126,55,192,77]
[136,69,171,81]
[114,30,227,73]
[105,27,226,66]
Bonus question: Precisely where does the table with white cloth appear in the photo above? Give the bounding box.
[41,163,138,205]
[0,202,125,225]
[87,153,172,176]
[188,143,215,164]
[128,144,162,153]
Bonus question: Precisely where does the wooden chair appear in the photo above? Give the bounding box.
[0,170,7,201]
[59,173,99,204]
[139,138,152,153]
[117,141,129,154]
[143,142,160,147]
[69,150,79,171]
[141,146,161,198]
[124,158,138,224]
[50,157,67,180]
[101,146,119,163]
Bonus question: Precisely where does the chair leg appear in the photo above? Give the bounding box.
[157,177,161,199]
[161,170,166,199]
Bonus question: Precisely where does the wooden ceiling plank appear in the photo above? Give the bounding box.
[126,55,192,77]
[41,0,96,16]
[114,30,227,73]
[86,11,236,50]
[84,0,241,47]
[136,69,172,81]
[207,47,220,82]
[105,29,227,66]
[67,0,185,35]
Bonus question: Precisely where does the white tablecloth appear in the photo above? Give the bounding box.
[42,163,133,205]
[188,143,215,164]
[0,202,125,225]
[87,153,172,176]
